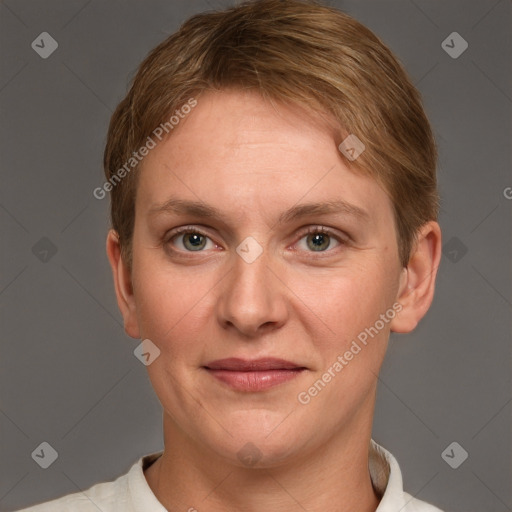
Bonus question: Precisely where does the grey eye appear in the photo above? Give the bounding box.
[182,233,207,251]
[306,232,332,251]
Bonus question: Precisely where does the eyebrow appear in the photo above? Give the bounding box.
[147,198,370,225]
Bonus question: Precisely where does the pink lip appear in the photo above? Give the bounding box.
[203,358,306,392]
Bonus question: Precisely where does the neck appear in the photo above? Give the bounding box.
[145,394,381,511]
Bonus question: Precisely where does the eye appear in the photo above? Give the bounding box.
[166,227,217,252]
[295,226,345,253]
[164,225,348,256]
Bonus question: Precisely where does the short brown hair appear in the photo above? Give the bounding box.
[103,0,439,269]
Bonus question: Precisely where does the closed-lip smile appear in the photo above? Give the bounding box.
[203,357,307,391]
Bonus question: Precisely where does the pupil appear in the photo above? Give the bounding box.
[185,233,205,250]
[309,233,329,251]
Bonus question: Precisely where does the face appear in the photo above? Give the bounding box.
[122,89,406,467]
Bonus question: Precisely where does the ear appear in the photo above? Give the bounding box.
[390,221,442,333]
[106,229,140,339]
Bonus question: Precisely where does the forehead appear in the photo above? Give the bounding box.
[164,89,341,162]
[135,89,393,229]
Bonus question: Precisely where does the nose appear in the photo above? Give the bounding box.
[216,244,288,338]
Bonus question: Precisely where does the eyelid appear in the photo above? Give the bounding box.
[167,225,211,239]
[164,225,217,247]
[295,225,349,242]
[291,225,349,253]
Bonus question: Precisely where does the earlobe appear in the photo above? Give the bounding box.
[106,230,141,339]
[390,221,442,334]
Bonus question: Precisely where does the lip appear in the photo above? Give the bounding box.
[204,357,304,371]
[203,358,307,392]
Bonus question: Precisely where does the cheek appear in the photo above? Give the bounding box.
[290,258,397,346]
[292,267,396,418]
[292,261,398,411]
[131,259,214,351]
[130,265,213,405]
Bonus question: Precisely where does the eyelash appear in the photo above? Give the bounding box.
[164,225,348,257]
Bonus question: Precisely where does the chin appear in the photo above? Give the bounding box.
[205,412,310,468]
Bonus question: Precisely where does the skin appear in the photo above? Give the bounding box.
[107,89,441,512]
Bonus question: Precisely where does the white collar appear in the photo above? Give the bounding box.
[127,439,441,511]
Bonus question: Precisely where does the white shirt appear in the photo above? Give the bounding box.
[15,439,444,511]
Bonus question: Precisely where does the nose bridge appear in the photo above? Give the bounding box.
[217,238,286,335]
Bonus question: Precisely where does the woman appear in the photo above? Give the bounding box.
[18,0,443,510]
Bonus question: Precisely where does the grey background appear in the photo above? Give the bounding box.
[0,0,510,511]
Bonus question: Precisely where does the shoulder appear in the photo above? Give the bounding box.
[370,439,446,512]
[402,492,446,512]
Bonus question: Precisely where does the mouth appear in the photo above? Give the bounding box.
[203,357,307,392]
